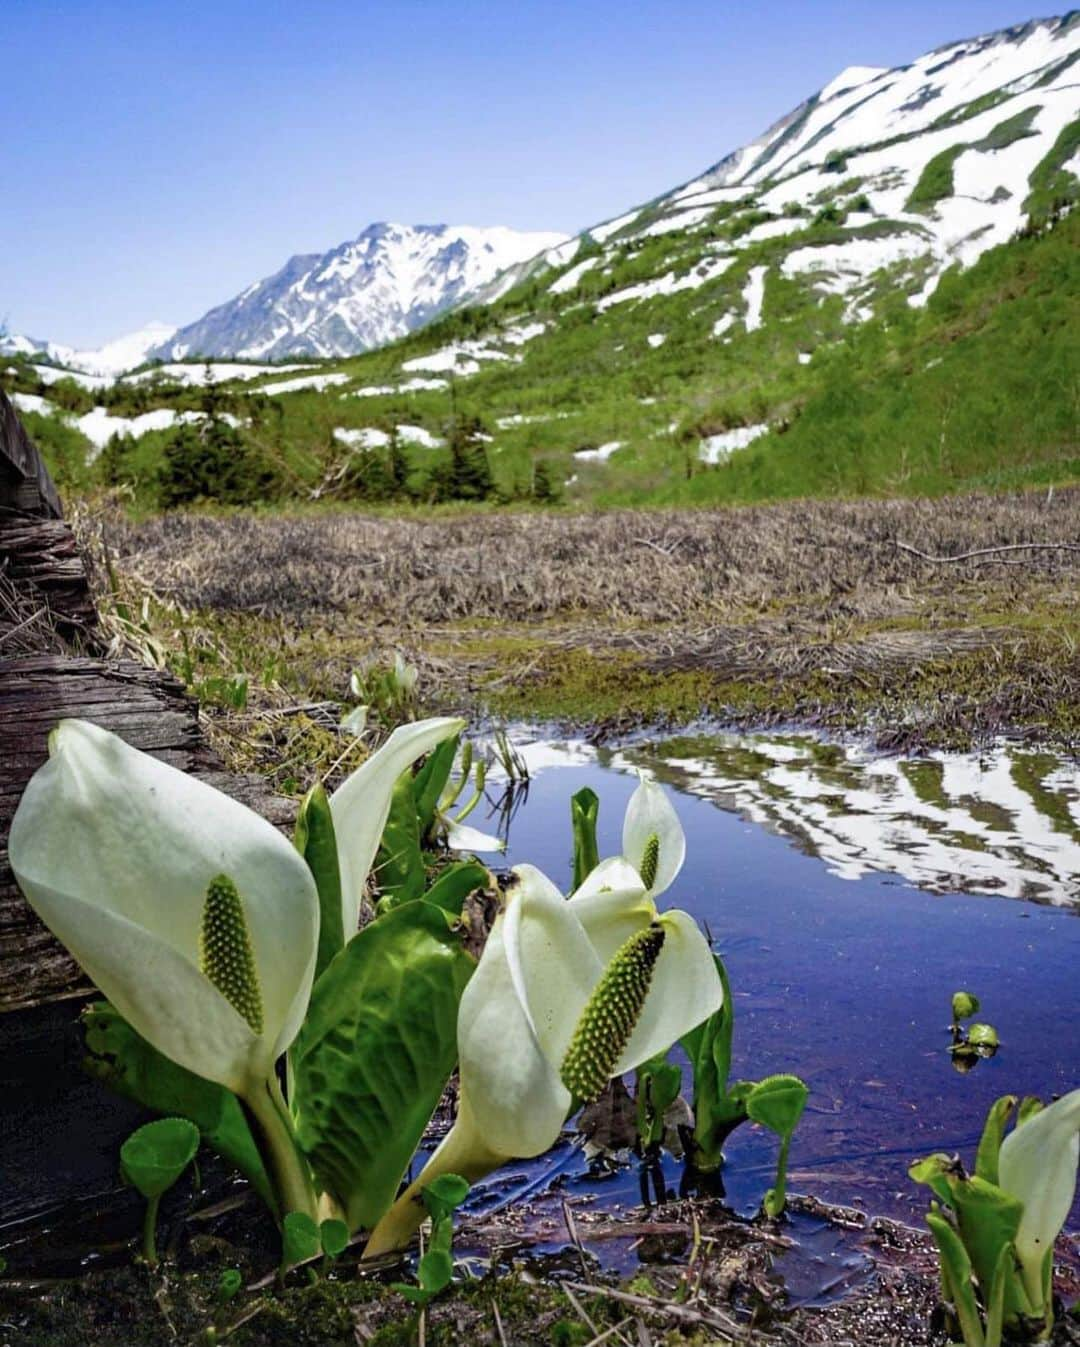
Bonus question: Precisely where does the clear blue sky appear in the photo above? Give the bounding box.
[1,0,1051,346]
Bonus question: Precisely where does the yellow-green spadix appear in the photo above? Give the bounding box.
[997,1086,1080,1316]
[364,861,720,1254]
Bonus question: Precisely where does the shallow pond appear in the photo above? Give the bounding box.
[451,730,1079,1276]
[3,729,1077,1303]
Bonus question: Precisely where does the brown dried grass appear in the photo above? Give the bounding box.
[108,489,1080,627]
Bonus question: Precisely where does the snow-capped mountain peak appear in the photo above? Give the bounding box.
[157,222,570,361]
[1,321,176,377]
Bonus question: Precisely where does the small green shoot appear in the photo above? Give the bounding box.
[120,1117,200,1266]
[746,1074,809,1217]
[216,1269,243,1304]
[392,1173,470,1305]
[571,787,600,891]
[952,990,980,1027]
[635,1053,682,1151]
[949,991,1000,1072]
[281,1210,322,1276]
[320,1218,350,1265]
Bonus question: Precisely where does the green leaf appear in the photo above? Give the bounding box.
[374,772,426,908]
[414,736,459,838]
[424,861,490,916]
[295,783,345,979]
[951,1176,1024,1319]
[571,787,600,891]
[975,1096,1017,1185]
[291,901,474,1232]
[82,1002,275,1213]
[418,1247,453,1295]
[282,1211,322,1271]
[320,1219,350,1260]
[952,991,981,1023]
[984,1240,1015,1347]
[967,1023,999,1050]
[422,1174,470,1219]
[926,1209,986,1347]
[910,1153,961,1207]
[746,1074,809,1137]
[1016,1096,1044,1127]
[120,1118,200,1199]
[217,1269,242,1304]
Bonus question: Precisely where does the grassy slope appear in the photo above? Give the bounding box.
[8,199,1078,513]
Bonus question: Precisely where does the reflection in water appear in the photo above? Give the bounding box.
[503,734,1080,906]
[479,727,1080,1241]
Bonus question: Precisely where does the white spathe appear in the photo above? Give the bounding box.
[621,775,686,896]
[329,716,464,936]
[364,859,720,1254]
[998,1087,1080,1312]
[9,719,318,1094]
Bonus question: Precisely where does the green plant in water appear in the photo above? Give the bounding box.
[746,1075,809,1217]
[911,1087,1080,1344]
[364,853,721,1255]
[392,1174,470,1304]
[680,957,809,1214]
[949,989,1000,1072]
[119,1117,200,1266]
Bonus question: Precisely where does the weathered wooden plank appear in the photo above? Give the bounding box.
[0,391,62,519]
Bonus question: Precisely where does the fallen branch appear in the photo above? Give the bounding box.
[893,540,1080,564]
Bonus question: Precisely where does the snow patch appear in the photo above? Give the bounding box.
[647,333,667,348]
[259,372,351,395]
[550,256,602,295]
[574,441,623,462]
[742,266,768,332]
[699,423,770,463]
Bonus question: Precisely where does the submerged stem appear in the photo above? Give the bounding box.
[245,1076,318,1223]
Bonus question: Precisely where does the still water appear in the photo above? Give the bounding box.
[456,731,1079,1252]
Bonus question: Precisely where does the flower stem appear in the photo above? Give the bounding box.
[363,1109,503,1258]
[245,1076,318,1223]
[142,1194,160,1266]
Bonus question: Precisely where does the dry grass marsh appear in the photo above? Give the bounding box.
[100,490,1080,752]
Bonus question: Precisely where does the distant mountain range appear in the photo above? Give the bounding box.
[152,223,568,362]
[2,225,568,373]
[0,323,176,379]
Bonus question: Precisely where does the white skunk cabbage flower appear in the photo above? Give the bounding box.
[998,1087,1080,1314]
[329,716,465,936]
[10,719,319,1097]
[618,774,686,896]
[365,861,720,1254]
